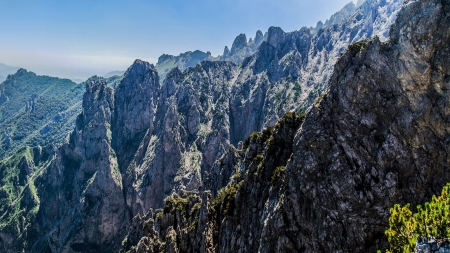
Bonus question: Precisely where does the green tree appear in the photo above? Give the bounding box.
[384,183,450,252]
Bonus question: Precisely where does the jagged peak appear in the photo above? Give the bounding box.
[165,66,182,81]
[84,77,108,94]
[255,30,263,37]
[254,30,264,45]
[6,69,36,80]
[82,78,113,124]
[15,68,30,75]
[267,26,285,47]
[129,59,153,70]
[157,54,175,64]
[323,1,356,28]
[223,46,230,56]
[343,1,356,10]
[231,33,248,52]
[122,60,157,85]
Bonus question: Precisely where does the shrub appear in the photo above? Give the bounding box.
[384,183,450,252]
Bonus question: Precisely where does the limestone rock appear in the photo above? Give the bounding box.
[133,0,450,252]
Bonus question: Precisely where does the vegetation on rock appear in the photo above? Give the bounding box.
[384,183,450,253]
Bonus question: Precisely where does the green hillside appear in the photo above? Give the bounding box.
[0,69,84,159]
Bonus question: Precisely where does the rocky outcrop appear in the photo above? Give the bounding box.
[123,61,239,216]
[273,1,450,251]
[126,0,450,252]
[0,0,409,252]
[112,60,159,171]
[30,78,129,252]
[416,237,450,253]
[230,34,248,53]
[220,30,268,64]
[122,112,304,253]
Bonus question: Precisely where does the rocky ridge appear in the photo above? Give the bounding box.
[124,0,450,252]
[0,0,407,252]
[155,30,268,82]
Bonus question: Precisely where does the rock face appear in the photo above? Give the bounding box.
[31,78,129,252]
[121,112,304,253]
[0,0,408,252]
[219,31,268,64]
[276,1,450,251]
[123,0,450,252]
[318,2,357,29]
[123,61,239,216]
[112,60,160,171]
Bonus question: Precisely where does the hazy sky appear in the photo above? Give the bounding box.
[0,0,352,80]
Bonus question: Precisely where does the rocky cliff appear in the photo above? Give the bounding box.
[0,0,410,252]
[31,78,129,252]
[122,0,450,252]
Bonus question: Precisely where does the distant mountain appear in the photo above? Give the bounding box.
[219,30,268,63]
[0,69,84,159]
[104,70,126,78]
[69,77,86,84]
[0,63,20,81]
[316,1,357,30]
[155,50,216,81]
[155,30,268,82]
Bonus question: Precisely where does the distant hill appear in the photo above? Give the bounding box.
[0,75,5,83]
[69,77,86,84]
[0,69,84,159]
[104,70,125,78]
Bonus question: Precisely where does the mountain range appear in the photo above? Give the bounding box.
[1,0,448,252]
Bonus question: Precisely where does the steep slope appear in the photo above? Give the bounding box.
[0,145,56,252]
[31,78,129,252]
[220,0,401,144]
[0,0,406,252]
[126,0,450,252]
[124,61,239,215]
[316,2,356,30]
[0,69,84,159]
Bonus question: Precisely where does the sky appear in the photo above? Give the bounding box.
[0,0,353,81]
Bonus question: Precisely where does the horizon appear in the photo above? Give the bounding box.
[0,0,354,81]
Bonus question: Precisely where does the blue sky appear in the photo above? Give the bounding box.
[0,0,352,80]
